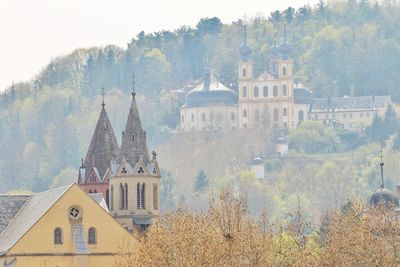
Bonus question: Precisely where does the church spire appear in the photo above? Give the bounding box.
[120,72,149,166]
[84,92,120,178]
[101,86,105,108]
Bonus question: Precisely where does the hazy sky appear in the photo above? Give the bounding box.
[0,0,318,91]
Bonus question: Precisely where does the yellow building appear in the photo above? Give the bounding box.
[0,184,133,267]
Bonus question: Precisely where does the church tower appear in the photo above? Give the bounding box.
[108,75,161,232]
[238,24,253,128]
[78,91,120,205]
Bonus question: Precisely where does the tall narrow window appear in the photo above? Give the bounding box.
[110,186,114,211]
[283,108,288,116]
[298,110,304,124]
[120,183,125,210]
[191,114,194,122]
[242,86,247,98]
[181,115,184,123]
[54,228,63,244]
[242,68,247,77]
[132,134,135,142]
[273,85,278,97]
[283,85,287,96]
[263,86,268,97]
[273,108,279,122]
[283,66,287,76]
[88,227,97,244]
[243,109,247,118]
[137,183,140,209]
[106,189,109,208]
[254,86,259,97]
[153,184,158,210]
[231,113,235,121]
[202,113,206,122]
[124,183,128,209]
[141,183,146,209]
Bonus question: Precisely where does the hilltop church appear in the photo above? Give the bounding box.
[78,81,161,232]
[180,26,391,132]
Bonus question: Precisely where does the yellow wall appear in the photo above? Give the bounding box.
[3,184,133,267]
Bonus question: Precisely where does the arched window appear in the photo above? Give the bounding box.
[54,228,63,244]
[209,113,214,121]
[201,113,206,122]
[94,189,97,193]
[132,134,135,142]
[231,113,235,121]
[153,184,158,210]
[141,183,146,209]
[243,109,247,118]
[273,85,278,97]
[283,66,287,76]
[254,109,260,122]
[283,108,288,116]
[181,115,184,123]
[88,227,96,244]
[137,183,140,209]
[89,190,92,193]
[254,86,259,97]
[191,114,194,122]
[119,183,125,210]
[263,86,268,97]
[273,108,279,122]
[242,68,247,77]
[106,189,109,208]
[110,186,114,211]
[242,86,247,98]
[283,85,287,96]
[124,183,128,209]
[298,110,304,124]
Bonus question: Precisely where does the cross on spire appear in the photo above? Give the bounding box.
[101,86,105,108]
[132,72,136,97]
[379,148,385,188]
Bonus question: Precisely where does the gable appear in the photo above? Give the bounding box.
[8,184,132,255]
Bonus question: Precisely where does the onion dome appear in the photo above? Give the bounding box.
[183,66,238,108]
[279,24,293,59]
[369,188,399,208]
[369,152,400,209]
[239,25,252,61]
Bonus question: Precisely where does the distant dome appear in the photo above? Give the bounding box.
[239,44,252,60]
[184,73,238,108]
[369,187,399,208]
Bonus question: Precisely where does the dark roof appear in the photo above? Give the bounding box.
[183,73,238,108]
[84,105,120,179]
[0,195,31,235]
[369,187,399,208]
[294,87,312,104]
[310,95,391,112]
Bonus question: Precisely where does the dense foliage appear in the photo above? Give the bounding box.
[115,190,400,266]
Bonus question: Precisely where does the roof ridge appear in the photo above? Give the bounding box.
[33,184,72,195]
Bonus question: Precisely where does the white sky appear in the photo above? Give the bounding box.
[0,0,318,91]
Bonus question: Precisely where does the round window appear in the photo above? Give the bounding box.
[69,207,81,220]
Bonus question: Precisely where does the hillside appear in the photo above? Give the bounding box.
[2,0,400,221]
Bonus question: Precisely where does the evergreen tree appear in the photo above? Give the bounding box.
[194,170,208,193]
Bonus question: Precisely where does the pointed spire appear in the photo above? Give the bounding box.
[83,101,120,179]
[120,72,149,166]
[379,148,385,188]
[243,24,248,45]
[239,21,252,61]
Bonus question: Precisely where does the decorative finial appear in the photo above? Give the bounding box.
[81,158,84,167]
[203,57,211,91]
[379,148,385,188]
[101,86,105,108]
[151,150,157,161]
[243,24,248,45]
[132,72,136,97]
[283,23,288,43]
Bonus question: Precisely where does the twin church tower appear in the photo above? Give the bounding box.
[78,80,160,231]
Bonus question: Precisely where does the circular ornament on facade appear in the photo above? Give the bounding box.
[68,206,82,220]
